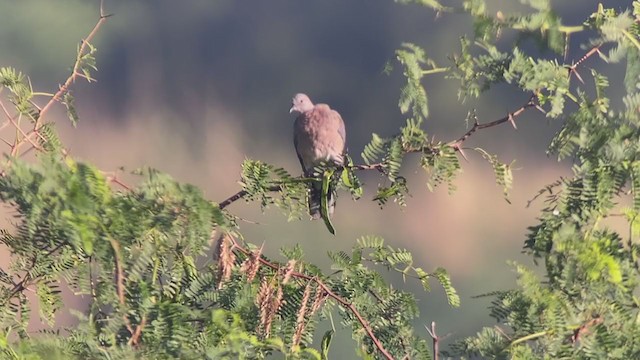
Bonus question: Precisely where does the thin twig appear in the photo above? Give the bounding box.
[89,255,97,302]
[36,10,111,127]
[354,163,385,172]
[6,6,111,162]
[494,325,512,340]
[425,322,439,360]
[109,238,126,306]
[108,237,132,332]
[571,316,603,344]
[219,189,249,209]
[105,174,133,191]
[510,330,548,346]
[448,94,538,149]
[128,314,147,346]
[109,235,145,345]
[0,100,43,153]
[568,44,602,83]
[1,242,67,306]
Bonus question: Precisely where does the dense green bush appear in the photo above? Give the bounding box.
[0,1,639,359]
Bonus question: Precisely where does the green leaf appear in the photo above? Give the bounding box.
[321,330,334,360]
[62,92,79,127]
[320,169,335,235]
[396,43,431,121]
[432,267,460,307]
[474,147,513,203]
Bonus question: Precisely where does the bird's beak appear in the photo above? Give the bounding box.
[289,106,295,114]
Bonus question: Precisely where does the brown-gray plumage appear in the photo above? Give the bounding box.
[290,93,346,219]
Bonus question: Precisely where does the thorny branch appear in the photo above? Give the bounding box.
[109,236,145,346]
[0,2,111,172]
[507,316,605,348]
[218,43,604,210]
[218,93,540,209]
[219,189,252,209]
[425,322,439,360]
[36,5,111,127]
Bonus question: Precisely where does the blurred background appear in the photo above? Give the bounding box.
[0,0,632,356]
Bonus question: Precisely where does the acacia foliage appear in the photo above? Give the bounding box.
[0,21,458,360]
[0,1,639,360]
[391,0,640,358]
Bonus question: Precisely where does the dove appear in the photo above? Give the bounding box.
[290,93,346,219]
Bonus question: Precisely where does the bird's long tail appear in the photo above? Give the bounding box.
[308,180,336,220]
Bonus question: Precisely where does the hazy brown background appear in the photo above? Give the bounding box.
[0,0,632,356]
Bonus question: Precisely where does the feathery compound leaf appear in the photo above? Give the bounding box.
[421,145,461,193]
[374,176,409,207]
[36,123,62,153]
[62,92,79,127]
[400,118,428,150]
[396,43,430,121]
[361,133,388,165]
[240,159,273,203]
[0,67,32,108]
[450,37,512,100]
[383,138,404,182]
[385,248,413,267]
[504,48,570,117]
[432,268,460,307]
[355,235,385,250]
[474,148,513,203]
[76,41,98,82]
[0,67,26,89]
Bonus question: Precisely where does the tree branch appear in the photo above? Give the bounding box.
[0,100,42,153]
[217,94,537,210]
[425,322,439,360]
[109,235,145,345]
[448,94,539,149]
[108,237,132,334]
[2,3,111,166]
[1,242,67,306]
[219,189,249,209]
[217,44,603,210]
[36,6,111,127]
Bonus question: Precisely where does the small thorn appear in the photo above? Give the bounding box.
[572,68,585,84]
[457,147,469,162]
[425,324,435,338]
[508,113,517,130]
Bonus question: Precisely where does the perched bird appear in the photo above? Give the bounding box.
[290,93,346,219]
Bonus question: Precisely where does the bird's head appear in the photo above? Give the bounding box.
[289,93,314,115]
